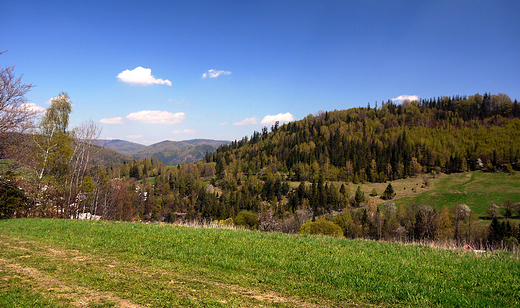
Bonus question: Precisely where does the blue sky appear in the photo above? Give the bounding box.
[3,0,520,145]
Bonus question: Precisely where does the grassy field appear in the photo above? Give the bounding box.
[392,171,520,217]
[1,219,519,307]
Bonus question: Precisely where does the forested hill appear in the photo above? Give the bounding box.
[97,139,231,166]
[212,93,520,183]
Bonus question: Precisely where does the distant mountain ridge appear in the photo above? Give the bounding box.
[95,139,230,166]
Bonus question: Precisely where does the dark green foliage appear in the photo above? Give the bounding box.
[129,165,139,179]
[0,179,28,219]
[488,217,509,245]
[382,183,395,200]
[354,186,365,207]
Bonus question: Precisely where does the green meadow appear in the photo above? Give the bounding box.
[1,218,519,307]
[394,171,520,217]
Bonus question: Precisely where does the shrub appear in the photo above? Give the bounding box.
[234,210,259,229]
[299,218,343,238]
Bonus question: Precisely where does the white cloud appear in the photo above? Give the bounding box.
[171,129,198,134]
[126,110,185,124]
[126,135,143,139]
[220,122,227,125]
[100,117,124,124]
[260,112,294,125]
[22,103,46,113]
[392,95,419,102]
[117,67,172,86]
[4,103,45,114]
[233,117,257,126]
[202,69,231,78]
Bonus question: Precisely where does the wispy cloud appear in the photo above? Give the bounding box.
[260,112,294,125]
[220,122,227,125]
[100,117,124,124]
[117,67,172,86]
[126,110,185,124]
[392,95,419,102]
[202,69,231,78]
[233,117,257,126]
[171,129,199,134]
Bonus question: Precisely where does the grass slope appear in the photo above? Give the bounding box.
[393,171,520,217]
[1,219,519,307]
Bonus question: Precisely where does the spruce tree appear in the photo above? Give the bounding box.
[354,186,365,207]
[383,183,395,200]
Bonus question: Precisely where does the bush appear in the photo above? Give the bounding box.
[298,218,343,238]
[234,210,259,229]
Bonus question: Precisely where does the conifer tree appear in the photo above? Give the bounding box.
[382,183,395,200]
[354,186,365,207]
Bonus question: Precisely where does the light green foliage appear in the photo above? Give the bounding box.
[396,171,520,217]
[39,93,72,135]
[33,93,73,181]
[299,218,343,237]
[334,211,353,237]
[80,175,95,193]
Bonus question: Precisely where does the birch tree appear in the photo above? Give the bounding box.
[33,93,72,181]
[32,93,72,216]
[67,119,102,218]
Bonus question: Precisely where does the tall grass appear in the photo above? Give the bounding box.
[1,218,519,307]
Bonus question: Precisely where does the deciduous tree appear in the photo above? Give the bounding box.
[0,52,37,158]
[0,52,36,135]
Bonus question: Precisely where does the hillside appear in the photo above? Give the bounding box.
[1,219,518,308]
[87,144,132,168]
[213,93,520,183]
[97,138,230,166]
[94,139,146,155]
